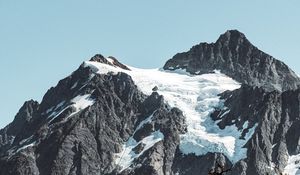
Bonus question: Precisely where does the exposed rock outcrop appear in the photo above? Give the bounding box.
[164,30,300,92]
[0,61,186,175]
[211,85,300,174]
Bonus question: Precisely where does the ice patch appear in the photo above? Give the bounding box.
[114,112,161,172]
[15,141,36,153]
[214,69,221,74]
[283,154,300,175]
[107,57,115,64]
[63,94,95,121]
[71,82,78,89]
[133,113,154,134]
[242,121,249,129]
[48,106,70,123]
[47,101,66,117]
[6,135,36,159]
[115,130,164,172]
[86,60,257,164]
[19,135,34,145]
[266,162,276,171]
[48,94,95,123]
[83,61,120,75]
[218,110,230,119]
[71,94,95,111]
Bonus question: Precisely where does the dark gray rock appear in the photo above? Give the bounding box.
[211,85,300,175]
[164,30,300,92]
[0,60,187,175]
[116,107,187,175]
[152,86,158,92]
[172,151,232,175]
[90,54,131,71]
[0,100,39,156]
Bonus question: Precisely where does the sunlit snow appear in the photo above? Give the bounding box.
[47,94,95,123]
[15,141,36,153]
[84,60,258,164]
[114,112,163,172]
[71,94,95,111]
[71,82,78,89]
[115,131,164,172]
[283,154,300,175]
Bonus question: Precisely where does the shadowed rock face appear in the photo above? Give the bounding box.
[164,30,300,92]
[210,85,300,175]
[0,62,187,175]
[0,100,39,155]
[1,30,300,175]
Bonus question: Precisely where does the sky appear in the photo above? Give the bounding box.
[0,0,300,128]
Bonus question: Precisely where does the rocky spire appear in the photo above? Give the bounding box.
[163,30,300,92]
[89,54,131,70]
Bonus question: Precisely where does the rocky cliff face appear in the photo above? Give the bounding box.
[164,30,300,92]
[0,62,187,175]
[212,85,300,175]
[0,30,300,175]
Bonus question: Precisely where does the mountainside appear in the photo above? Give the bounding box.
[164,30,300,92]
[0,30,300,175]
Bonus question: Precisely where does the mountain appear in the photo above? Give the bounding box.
[0,30,299,175]
[164,30,300,92]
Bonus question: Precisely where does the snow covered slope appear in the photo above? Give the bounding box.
[284,154,300,175]
[84,59,259,164]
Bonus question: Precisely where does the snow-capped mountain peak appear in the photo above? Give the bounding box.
[1,30,300,175]
[84,59,255,165]
[89,54,131,71]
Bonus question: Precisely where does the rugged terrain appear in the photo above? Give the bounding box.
[0,30,299,175]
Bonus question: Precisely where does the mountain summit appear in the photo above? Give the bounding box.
[164,30,300,92]
[0,31,300,175]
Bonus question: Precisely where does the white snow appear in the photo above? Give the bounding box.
[114,112,161,172]
[71,82,78,89]
[218,110,230,119]
[283,154,300,175]
[266,161,276,171]
[115,130,164,172]
[19,135,34,145]
[15,141,36,153]
[48,106,70,123]
[47,101,66,117]
[133,113,154,134]
[85,60,258,164]
[47,94,95,123]
[6,137,37,159]
[107,57,115,64]
[71,94,95,111]
[83,60,120,75]
[63,94,95,121]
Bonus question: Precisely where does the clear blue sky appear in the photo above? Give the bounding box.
[1,0,300,128]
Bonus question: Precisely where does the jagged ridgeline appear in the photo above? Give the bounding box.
[0,30,299,175]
